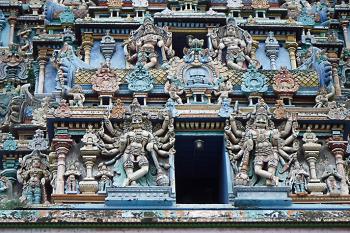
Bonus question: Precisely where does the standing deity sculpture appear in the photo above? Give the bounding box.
[225,98,299,186]
[213,78,233,105]
[17,150,51,204]
[68,85,85,107]
[97,98,175,187]
[288,160,309,195]
[124,16,174,69]
[32,97,52,127]
[209,18,257,70]
[17,24,32,53]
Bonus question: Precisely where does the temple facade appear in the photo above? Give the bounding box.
[0,0,350,229]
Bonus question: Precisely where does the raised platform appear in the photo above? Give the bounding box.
[233,186,292,207]
[51,194,106,204]
[105,186,175,206]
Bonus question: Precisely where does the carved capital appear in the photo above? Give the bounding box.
[8,16,16,25]
[341,21,349,29]
[38,48,48,63]
[328,139,348,157]
[82,32,94,48]
[285,42,298,52]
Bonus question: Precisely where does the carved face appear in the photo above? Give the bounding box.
[69,174,75,181]
[32,158,41,169]
[227,25,237,37]
[131,114,142,128]
[254,114,268,129]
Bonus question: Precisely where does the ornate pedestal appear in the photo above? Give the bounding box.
[233,186,292,207]
[105,186,175,206]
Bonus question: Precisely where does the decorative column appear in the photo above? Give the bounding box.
[285,42,298,69]
[328,57,342,97]
[82,32,94,65]
[207,27,214,50]
[328,137,349,195]
[49,152,58,194]
[265,32,279,70]
[79,125,100,194]
[341,21,350,49]
[302,127,326,195]
[250,41,259,61]
[8,15,16,45]
[37,48,48,94]
[52,128,72,195]
[0,10,6,46]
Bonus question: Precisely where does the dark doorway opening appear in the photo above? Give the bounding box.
[175,135,228,204]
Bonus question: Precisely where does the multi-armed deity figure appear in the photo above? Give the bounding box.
[97,98,175,187]
[124,16,174,69]
[209,17,256,70]
[17,150,51,204]
[225,98,299,186]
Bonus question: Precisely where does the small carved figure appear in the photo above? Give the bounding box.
[17,24,32,52]
[321,165,342,196]
[32,97,51,127]
[314,88,333,108]
[289,160,309,195]
[68,85,85,107]
[164,82,183,104]
[95,163,113,193]
[214,78,232,105]
[64,161,81,194]
[17,150,51,204]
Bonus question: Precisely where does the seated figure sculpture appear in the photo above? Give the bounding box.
[225,98,299,186]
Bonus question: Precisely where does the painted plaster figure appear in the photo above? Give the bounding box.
[225,98,299,186]
[17,150,51,204]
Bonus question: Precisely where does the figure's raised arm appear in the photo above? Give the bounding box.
[229,114,243,137]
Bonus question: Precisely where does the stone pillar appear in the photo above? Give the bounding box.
[341,21,350,49]
[49,152,58,194]
[52,129,72,195]
[8,16,16,45]
[79,152,98,194]
[82,32,94,65]
[285,42,298,69]
[37,48,48,94]
[328,138,349,195]
[250,41,259,61]
[302,128,326,195]
[329,57,342,97]
[207,27,214,50]
[0,16,6,46]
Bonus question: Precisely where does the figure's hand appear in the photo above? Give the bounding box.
[41,178,46,185]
